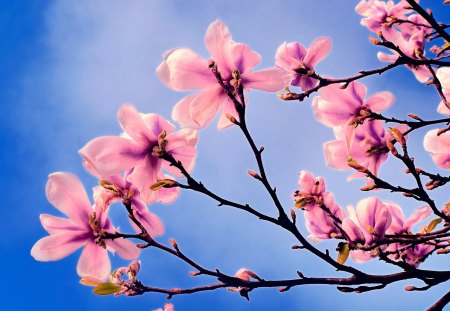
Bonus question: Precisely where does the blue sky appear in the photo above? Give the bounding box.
[2,1,449,310]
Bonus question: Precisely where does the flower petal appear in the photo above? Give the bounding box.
[156,48,215,91]
[40,214,82,235]
[303,37,332,67]
[118,104,153,144]
[77,240,111,281]
[107,238,140,260]
[204,20,234,73]
[365,91,395,112]
[46,172,93,228]
[31,231,86,261]
[243,67,292,92]
[79,136,147,178]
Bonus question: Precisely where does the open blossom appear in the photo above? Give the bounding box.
[94,170,166,236]
[324,120,403,180]
[312,81,394,147]
[344,197,392,262]
[79,104,198,203]
[275,38,331,91]
[385,203,431,234]
[157,19,291,129]
[355,0,411,34]
[377,29,431,83]
[423,129,450,169]
[31,172,139,280]
[436,67,450,115]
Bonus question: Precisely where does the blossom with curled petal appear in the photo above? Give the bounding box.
[157,19,291,129]
[275,38,331,91]
[94,170,166,236]
[79,104,198,203]
[31,172,139,280]
[423,129,450,169]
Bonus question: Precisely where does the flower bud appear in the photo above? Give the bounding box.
[388,127,406,146]
[126,260,141,281]
[385,139,398,156]
[247,170,261,180]
[369,36,380,45]
[404,285,416,291]
[347,156,368,173]
[226,113,238,124]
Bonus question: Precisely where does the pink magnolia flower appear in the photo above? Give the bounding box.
[404,243,435,267]
[275,37,332,91]
[79,104,198,203]
[157,19,291,129]
[153,304,174,311]
[303,193,345,242]
[355,0,411,34]
[423,129,450,169]
[312,81,394,147]
[344,197,392,262]
[378,29,431,83]
[94,170,166,236]
[292,170,326,210]
[31,172,140,280]
[385,203,431,234]
[324,120,396,180]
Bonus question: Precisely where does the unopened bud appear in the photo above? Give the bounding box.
[347,156,368,173]
[279,287,290,292]
[99,180,120,194]
[388,127,406,146]
[437,127,450,136]
[360,184,376,191]
[291,245,302,249]
[189,271,201,276]
[247,170,261,180]
[437,249,450,254]
[297,271,304,278]
[404,285,416,291]
[385,139,399,156]
[259,146,265,153]
[169,238,179,251]
[290,209,296,223]
[126,260,141,281]
[403,192,414,197]
[369,36,380,45]
[445,0,450,4]
[407,113,421,121]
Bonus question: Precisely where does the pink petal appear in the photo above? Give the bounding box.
[31,231,86,261]
[405,206,431,229]
[131,205,165,237]
[323,140,348,170]
[275,41,307,70]
[303,37,332,67]
[141,113,176,138]
[79,136,147,178]
[40,214,81,235]
[216,98,240,129]
[164,129,198,177]
[156,48,215,91]
[204,20,234,73]
[243,67,292,92]
[118,104,153,144]
[377,51,398,63]
[77,240,111,281]
[229,42,261,73]
[128,154,164,204]
[437,101,450,115]
[107,238,140,260]
[46,172,93,228]
[365,91,395,112]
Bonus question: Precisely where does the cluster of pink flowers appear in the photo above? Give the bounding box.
[356,0,433,82]
[293,171,434,266]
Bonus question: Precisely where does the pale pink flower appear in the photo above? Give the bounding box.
[234,268,256,282]
[31,172,139,280]
[94,171,166,236]
[304,194,345,242]
[312,81,394,147]
[344,197,392,262]
[377,29,431,83]
[275,37,332,91]
[292,170,327,210]
[79,104,198,203]
[157,20,291,129]
[324,120,399,180]
[355,0,411,34]
[423,129,450,169]
[385,203,431,234]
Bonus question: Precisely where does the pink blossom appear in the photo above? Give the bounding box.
[378,29,431,83]
[355,0,411,34]
[303,194,345,242]
[385,203,431,234]
[79,104,198,203]
[31,172,139,280]
[403,244,435,267]
[94,171,166,236]
[157,20,291,129]
[292,170,326,210]
[436,67,450,115]
[275,37,332,91]
[312,81,394,148]
[323,120,394,180]
[423,129,450,169]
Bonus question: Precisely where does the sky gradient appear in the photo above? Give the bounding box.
[3,1,449,310]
